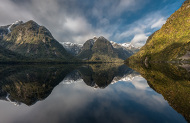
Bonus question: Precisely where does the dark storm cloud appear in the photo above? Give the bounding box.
[0,0,185,46]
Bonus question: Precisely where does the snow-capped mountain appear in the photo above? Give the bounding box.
[7,20,23,33]
[0,20,23,37]
[110,41,140,53]
[61,37,140,56]
[61,42,83,55]
[111,72,141,84]
[0,93,21,106]
[61,36,99,56]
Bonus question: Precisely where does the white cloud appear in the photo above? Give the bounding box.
[131,34,148,47]
[113,10,168,47]
[116,27,145,40]
[0,0,33,25]
[151,18,166,29]
[63,17,92,34]
[91,0,148,19]
[0,0,179,46]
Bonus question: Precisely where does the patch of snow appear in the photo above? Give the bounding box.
[111,73,141,84]
[93,36,98,42]
[62,42,83,48]
[110,41,117,45]
[6,93,21,106]
[7,20,23,33]
[61,79,83,85]
[61,42,83,55]
[110,41,140,50]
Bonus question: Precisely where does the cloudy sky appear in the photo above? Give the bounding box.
[0,0,185,46]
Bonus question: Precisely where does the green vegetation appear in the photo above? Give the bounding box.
[0,64,77,105]
[77,63,132,88]
[0,63,133,104]
[0,45,27,62]
[127,63,190,122]
[0,20,75,62]
[0,21,130,63]
[127,0,190,63]
[78,36,130,62]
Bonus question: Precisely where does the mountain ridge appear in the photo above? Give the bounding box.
[75,36,135,62]
[0,20,75,62]
[127,0,190,63]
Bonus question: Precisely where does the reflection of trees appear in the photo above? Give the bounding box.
[0,65,76,106]
[127,63,190,122]
[77,64,134,88]
[0,63,136,106]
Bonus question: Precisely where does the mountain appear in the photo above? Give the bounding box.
[110,41,140,54]
[111,71,140,84]
[0,64,76,105]
[127,62,190,122]
[61,42,82,55]
[0,45,26,62]
[0,20,74,62]
[62,63,135,88]
[61,38,139,58]
[127,0,190,63]
[77,36,132,62]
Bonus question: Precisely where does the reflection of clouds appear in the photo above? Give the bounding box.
[0,101,29,123]
[132,76,152,91]
[114,76,168,113]
[152,95,166,105]
[0,77,186,123]
[111,82,167,112]
[113,75,151,91]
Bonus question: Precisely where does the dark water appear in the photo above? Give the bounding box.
[0,64,189,123]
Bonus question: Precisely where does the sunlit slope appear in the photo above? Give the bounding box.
[127,0,190,63]
[0,20,75,62]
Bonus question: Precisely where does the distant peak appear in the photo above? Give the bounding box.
[27,20,37,23]
[99,36,106,39]
[110,41,116,44]
[25,20,39,26]
[62,42,83,46]
[13,20,23,25]
[96,36,109,42]
[93,36,98,41]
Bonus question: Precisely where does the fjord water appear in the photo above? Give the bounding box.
[0,64,188,123]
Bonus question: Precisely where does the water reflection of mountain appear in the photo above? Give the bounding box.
[0,65,76,106]
[0,64,139,106]
[127,63,190,122]
[63,64,139,88]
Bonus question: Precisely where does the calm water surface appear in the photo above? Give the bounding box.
[0,64,188,123]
